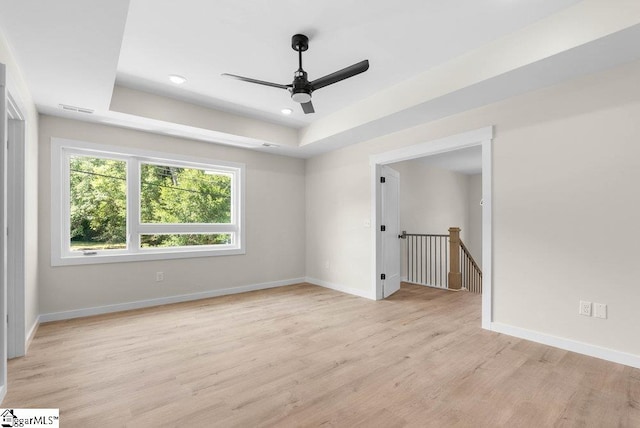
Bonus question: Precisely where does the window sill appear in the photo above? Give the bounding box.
[51,247,245,266]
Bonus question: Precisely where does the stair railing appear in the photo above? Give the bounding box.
[400,227,482,294]
[459,239,482,294]
[401,233,450,289]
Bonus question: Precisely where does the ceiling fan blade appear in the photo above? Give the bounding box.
[221,73,290,90]
[301,101,315,114]
[310,60,369,91]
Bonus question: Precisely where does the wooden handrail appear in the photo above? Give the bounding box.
[460,240,482,277]
[401,232,448,238]
[456,233,482,294]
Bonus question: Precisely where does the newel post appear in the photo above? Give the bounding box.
[448,227,462,290]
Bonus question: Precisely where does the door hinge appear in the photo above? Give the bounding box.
[380,225,386,231]
[380,176,386,183]
[381,273,386,280]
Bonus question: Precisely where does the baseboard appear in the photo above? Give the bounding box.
[305,277,376,300]
[40,278,305,323]
[491,322,640,369]
[25,316,40,352]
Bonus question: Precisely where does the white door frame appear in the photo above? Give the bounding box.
[0,62,8,401]
[7,92,26,358]
[370,126,493,329]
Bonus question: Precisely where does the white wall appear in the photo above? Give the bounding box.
[306,59,640,358]
[390,161,472,282]
[110,86,299,148]
[0,31,39,343]
[392,162,470,239]
[38,116,306,315]
[467,174,482,265]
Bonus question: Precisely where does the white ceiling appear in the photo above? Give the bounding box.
[1,1,640,157]
[0,0,129,112]
[116,0,580,126]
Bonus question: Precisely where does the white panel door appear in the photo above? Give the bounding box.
[381,165,400,298]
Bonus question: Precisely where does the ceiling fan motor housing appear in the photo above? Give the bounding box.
[291,70,312,103]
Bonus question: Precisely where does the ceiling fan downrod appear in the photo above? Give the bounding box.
[291,34,312,104]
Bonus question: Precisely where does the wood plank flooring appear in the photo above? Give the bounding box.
[3,283,640,427]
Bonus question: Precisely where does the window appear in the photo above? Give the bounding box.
[51,138,245,265]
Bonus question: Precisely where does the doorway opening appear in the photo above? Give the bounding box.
[370,127,493,329]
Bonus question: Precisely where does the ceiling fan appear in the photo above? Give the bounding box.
[222,34,369,114]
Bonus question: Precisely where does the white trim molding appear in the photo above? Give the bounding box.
[491,322,640,370]
[0,62,8,403]
[305,277,377,300]
[40,278,304,323]
[369,126,493,166]
[50,137,246,266]
[7,113,26,358]
[25,316,39,353]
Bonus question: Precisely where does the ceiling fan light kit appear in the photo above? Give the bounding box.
[222,34,369,114]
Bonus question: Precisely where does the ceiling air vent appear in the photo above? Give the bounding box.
[58,104,94,114]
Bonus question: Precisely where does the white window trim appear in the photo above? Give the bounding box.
[51,137,246,266]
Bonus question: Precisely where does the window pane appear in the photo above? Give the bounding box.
[140,234,232,248]
[140,164,232,224]
[69,156,127,251]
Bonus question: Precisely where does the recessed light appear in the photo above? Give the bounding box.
[281,108,293,115]
[168,74,187,85]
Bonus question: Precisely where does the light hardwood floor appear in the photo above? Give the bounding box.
[3,283,640,427]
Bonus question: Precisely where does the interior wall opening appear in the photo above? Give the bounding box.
[388,145,483,296]
[370,126,493,329]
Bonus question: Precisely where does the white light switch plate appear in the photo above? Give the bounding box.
[594,303,607,319]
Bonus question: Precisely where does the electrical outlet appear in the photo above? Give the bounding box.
[594,303,607,319]
[156,272,164,282]
[579,300,592,317]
